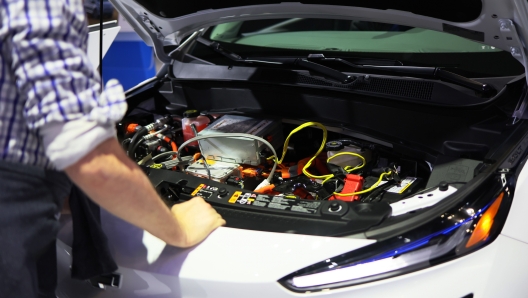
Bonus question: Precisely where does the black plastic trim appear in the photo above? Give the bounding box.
[172,62,496,107]
[364,121,528,240]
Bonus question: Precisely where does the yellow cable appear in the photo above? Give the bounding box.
[328,152,366,172]
[268,122,333,180]
[321,175,334,185]
[321,152,366,185]
[269,123,369,181]
[333,171,391,197]
[268,122,376,197]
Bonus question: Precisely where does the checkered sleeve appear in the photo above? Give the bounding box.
[6,0,127,169]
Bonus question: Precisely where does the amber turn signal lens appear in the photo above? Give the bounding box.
[466,192,504,248]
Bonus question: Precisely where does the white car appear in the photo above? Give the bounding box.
[57,0,528,297]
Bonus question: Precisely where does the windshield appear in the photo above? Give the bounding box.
[193,18,523,77]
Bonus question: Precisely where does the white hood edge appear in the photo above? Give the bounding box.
[109,0,528,73]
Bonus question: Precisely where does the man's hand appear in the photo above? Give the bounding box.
[65,138,225,248]
[170,197,226,247]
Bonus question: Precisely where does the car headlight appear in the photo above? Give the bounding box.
[279,175,512,292]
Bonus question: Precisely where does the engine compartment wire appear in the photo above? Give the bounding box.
[332,170,392,197]
[190,123,211,180]
[268,122,389,198]
[177,133,279,183]
[152,151,179,162]
[268,122,334,180]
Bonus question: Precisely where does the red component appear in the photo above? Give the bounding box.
[297,154,331,177]
[126,123,139,134]
[182,110,211,147]
[293,187,315,200]
[329,174,364,202]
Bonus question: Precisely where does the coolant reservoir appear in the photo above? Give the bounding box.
[182,110,210,146]
[326,141,370,169]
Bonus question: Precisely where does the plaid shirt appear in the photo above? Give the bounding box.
[0,0,127,170]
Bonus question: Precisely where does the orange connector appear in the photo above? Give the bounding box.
[126,123,139,134]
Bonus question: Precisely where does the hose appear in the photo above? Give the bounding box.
[127,126,148,158]
[121,138,132,150]
[129,138,147,160]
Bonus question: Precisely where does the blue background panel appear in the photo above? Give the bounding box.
[102,39,156,90]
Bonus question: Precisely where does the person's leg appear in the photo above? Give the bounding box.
[36,239,58,298]
[37,170,72,298]
[0,162,70,298]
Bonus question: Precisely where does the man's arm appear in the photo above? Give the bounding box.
[65,137,225,248]
[5,0,224,247]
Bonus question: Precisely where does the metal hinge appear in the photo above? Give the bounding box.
[498,19,525,61]
[141,16,163,38]
[498,169,510,187]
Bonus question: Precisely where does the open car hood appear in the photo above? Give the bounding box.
[109,0,528,76]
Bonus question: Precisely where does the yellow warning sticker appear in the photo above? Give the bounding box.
[387,177,417,194]
[191,184,205,196]
[228,191,242,203]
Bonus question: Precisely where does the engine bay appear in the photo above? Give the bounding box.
[117,110,483,236]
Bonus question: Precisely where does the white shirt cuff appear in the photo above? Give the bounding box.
[41,120,116,170]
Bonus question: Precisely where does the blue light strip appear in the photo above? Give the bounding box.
[343,200,494,267]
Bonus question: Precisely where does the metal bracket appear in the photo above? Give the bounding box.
[133,13,170,63]
[168,29,205,62]
[156,155,194,169]
[498,19,525,61]
[390,186,458,216]
[499,169,510,187]
[499,19,528,123]
[141,16,164,41]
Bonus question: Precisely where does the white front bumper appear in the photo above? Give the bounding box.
[56,209,528,297]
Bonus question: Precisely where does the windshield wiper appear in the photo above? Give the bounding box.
[246,52,495,96]
[196,38,495,96]
[305,54,495,96]
[250,53,495,96]
[197,37,356,84]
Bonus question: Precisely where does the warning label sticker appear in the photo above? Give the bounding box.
[387,177,417,194]
[228,192,254,205]
[228,191,243,203]
[228,192,321,214]
[191,184,216,199]
[191,184,205,196]
[195,189,213,199]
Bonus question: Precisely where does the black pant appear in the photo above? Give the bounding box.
[0,161,71,298]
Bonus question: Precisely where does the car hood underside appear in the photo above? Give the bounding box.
[110,0,528,79]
